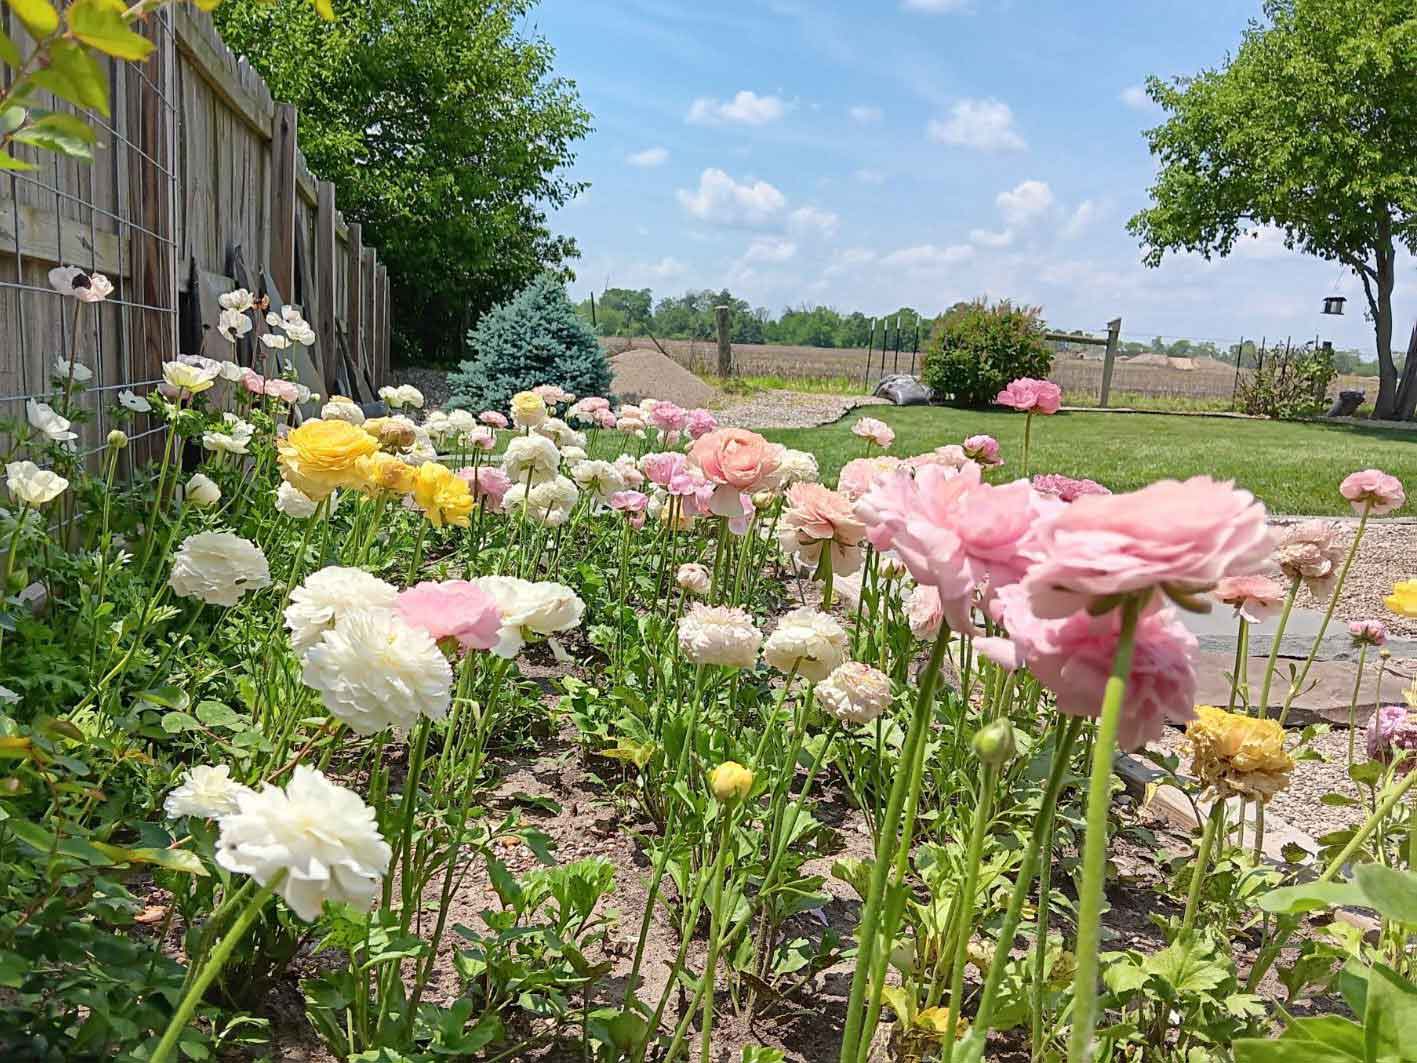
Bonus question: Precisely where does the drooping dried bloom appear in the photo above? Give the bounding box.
[467,576,585,658]
[278,419,379,500]
[762,607,849,682]
[1340,469,1405,516]
[1030,473,1110,502]
[169,532,271,607]
[708,761,755,802]
[816,661,893,724]
[1185,705,1293,801]
[1021,477,1273,618]
[852,416,895,449]
[779,482,867,576]
[1213,574,1286,624]
[1349,619,1388,647]
[216,766,391,922]
[163,764,253,820]
[678,604,763,669]
[676,562,712,596]
[995,377,1061,414]
[1367,705,1417,767]
[396,580,502,652]
[6,460,68,506]
[1274,520,1345,600]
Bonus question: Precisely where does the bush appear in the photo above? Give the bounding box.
[1235,342,1337,419]
[449,275,612,411]
[920,299,1053,407]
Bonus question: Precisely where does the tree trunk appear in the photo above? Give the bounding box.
[1371,217,1400,419]
[1394,320,1417,420]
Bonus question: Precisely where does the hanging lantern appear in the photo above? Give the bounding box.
[1322,296,1346,316]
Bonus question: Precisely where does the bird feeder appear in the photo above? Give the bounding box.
[1322,295,1346,316]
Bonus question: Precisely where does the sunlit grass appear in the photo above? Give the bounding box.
[698,373,862,396]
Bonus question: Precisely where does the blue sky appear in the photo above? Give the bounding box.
[531,0,1395,355]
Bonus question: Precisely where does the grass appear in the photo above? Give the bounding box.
[1058,389,1235,414]
[762,406,1417,516]
[697,373,861,396]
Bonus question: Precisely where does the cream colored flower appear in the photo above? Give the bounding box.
[162,360,219,394]
[534,417,585,449]
[468,576,585,658]
[301,608,452,735]
[164,763,252,819]
[816,661,893,725]
[202,414,255,456]
[216,766,391,922]
[53,357,92,384]
[511,390,548,428]
[27,399,76,443]
[570,459,626,505]
[285,566,398,653]
[708,761,754,802]
[218,308,252,342]
[503,475,579,527]
[676,562,711,597]
[184,473,221,508]
[776,447,820,487]
[322,396,366,425]
[502,434,562,486]
[678,604,762,669]
[168,532,270,607]
[6,460,68,506]
[275,481,320,519]
[762,607,849,682]
[218,288,255,312]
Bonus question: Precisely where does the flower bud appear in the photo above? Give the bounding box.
[379,422,416,450]
[708,761,754,803]
[185,473,221,508]
[752,490,775,510]
[106,429,128,450]
[972,719,1016,767]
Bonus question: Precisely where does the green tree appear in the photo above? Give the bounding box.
[216,0,591,364]
[1128,0,1417,419]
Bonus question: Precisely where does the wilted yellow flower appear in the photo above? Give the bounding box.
[510,390,548,429]
[412,462,473,528]
[277,419,379,500]
[1386,579,1417,618]
[362,416,416,451]
[708,761,754,802]
[354,452,416,496]
[1185,705,1293,802]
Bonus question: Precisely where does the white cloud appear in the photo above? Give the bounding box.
[626,146,669,167]
[676,168,787,227]
[1062,199,1101,239]
[970,227,1014,248]
[822,247,877,277]
[744,237,798,263]
[996,179,1054,224]
[788,204,840,238]
[687,90,788,126]
[880,243,975,269]
[1120,84,1158,111]
[848,104,883,123]
[902,0,971,11]
[927,98,1026,151]
[644,256,688,278]
[854,168,886,184]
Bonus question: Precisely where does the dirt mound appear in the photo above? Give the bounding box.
[610,348,719,408]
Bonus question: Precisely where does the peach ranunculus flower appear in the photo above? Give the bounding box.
[1349,619,1388,647]
[278,419,380,500]
[1213,574,1286,624]
[778,482,867,576]
[687,428,782,517]
[1274,520,1345,599]
[995,377,1061,414]
[962,434,1002,467]
[1020,476,1273,619]
[852,416,895,450]
[1185,705,1293,801]
[836,456,903,501]
[1339,468,1405,516]
[411,463,474,528]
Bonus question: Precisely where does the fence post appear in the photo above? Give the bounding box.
[714,304,732,378]
[1099,317,1122,408]
[315,180,338,396]
[346,222,363,389]
[362,248,377,388]
[271,103,299,303]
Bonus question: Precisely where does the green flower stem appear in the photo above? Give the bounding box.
[139,411,181,571]
[89,445,124,671]
[391,717,433,919]
[406,518,428,583]
[1029,786,1061,1061]
[0,500,32,659]
[1181,798,1225,935]
[1255,574,1300,720]
[1021,411,1033,478]
[942,763,999,1063]
[1226,619,1248,711]
[698,811,735,1063]
[150,872,283,1063]
[1066,597,1142,1063]
[709,517,731,604]
[962,715,1084,1063]
[839,632,951,1063]
[819,542,836,611]
[1348,645,1369,769]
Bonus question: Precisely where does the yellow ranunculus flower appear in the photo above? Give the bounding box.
[277,418,379,500]
[1185,705,1293,802]
[510,390,548,429]
[708,761,754,803]
[354,451,417,496]
[1386,579,1417,618]
[161,360,217,395]
[412,462,473,528]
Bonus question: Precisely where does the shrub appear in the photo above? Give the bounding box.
[920,299,1053,407]
[1235,342,1336,419]
[448,275,612,411]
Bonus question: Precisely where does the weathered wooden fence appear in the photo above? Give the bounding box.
[1,4,390,459]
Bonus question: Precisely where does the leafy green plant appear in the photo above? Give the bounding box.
[920,299,1053,408]
[1236,342,1338,419]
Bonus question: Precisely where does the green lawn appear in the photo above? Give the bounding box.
[762,407,1417,516]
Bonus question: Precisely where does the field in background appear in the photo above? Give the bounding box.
[601,336,1375,410]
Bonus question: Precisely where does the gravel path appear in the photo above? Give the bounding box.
[713,391,890,429]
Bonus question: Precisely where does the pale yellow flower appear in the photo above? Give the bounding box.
[708,761,754,802]
[510,390,548,429]
[1185,705,1293,801]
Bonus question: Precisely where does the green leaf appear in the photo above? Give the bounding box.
[1354,865,1417,924]
[9,0,60,38]
[89,842,209,876]
[140,686,191,711]
[0,30,23,68]
[160,711,201,734]
[1365,962,1417,1063]
[742,1048,787,1063]
[0,151,36,172]
[195,700,245,730]
[1259,880,1367,915]
[69,0,155,61]
[1140,935,1228,997]
[30,41,109,117]
[12,112,94,159]
[0,107,25,135]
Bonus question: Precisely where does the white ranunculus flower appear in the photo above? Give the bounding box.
[162,360,218,394]
[260,332,291,350]
[762,607,849,682]
[285,566,399,653]
[816,661,893,725]
[534,417,583,448]
[275,481,319,519]
[164,763,252,819]
[218,288,255,312]
[614,454,645,489]
[216,765,391,922]
[217,359,245,382]
[676,562,711,597]
[504,474,578,527]
[300,608,452,735]
[447,409,476,433]
[776,448,820,487]
[27,399,76,443]
[322,397,366,424]
[422,410,453,442]
[560,445,587,466]
[469,576,585,659]
[677,604,763,669]
[184,473,221,508]
[53,357,93,384]
[203,413,255,455]
[502,434,562,486]
[119,388,151,412]
[570,460,625,504]
[218,308,253,342]
[398,384,424,409]
[6,460,68,506]
[168,531,270,607]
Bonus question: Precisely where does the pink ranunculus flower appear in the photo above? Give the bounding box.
[963,435,1002,467]
[1340,469,1405,516]
[241,368,266,395]
[264,378,300,403]
[466,426,496,451]
[986,583,1198,749]
[532,384,574,406]
[669,469,715,517]
[837,456,903,501]
[1275,520,1344,599]
[686,408,718,439]
[610,489,649,529]
[996,377,1062,414]
[478,410,509,429]
[458,466,512,511]
[1368,705,1417,767]
[649,401,688,434]
[1213,574,1286,624]
[906,583,944,639]
[852,416,895,449]
[641,451,688,488]
[1350,619,1388,647]
[396,580,502,653]
[1031,473,1111,502]
[1020,476,1273,619]
[907,445,972,473]
[594,409,618,429]
[779,482,867,577]
[688,428,782,516]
